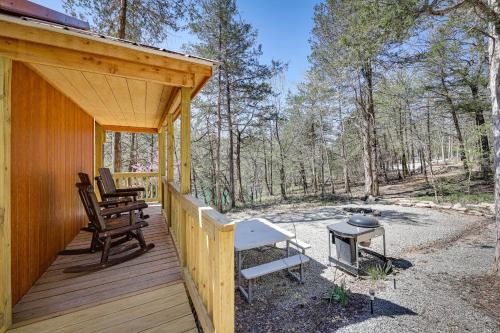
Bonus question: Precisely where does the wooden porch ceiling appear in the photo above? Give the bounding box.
[0,13,215,130]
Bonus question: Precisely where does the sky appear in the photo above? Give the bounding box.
[37,0,321,91]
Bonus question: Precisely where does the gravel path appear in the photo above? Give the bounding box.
[229,201,499,332]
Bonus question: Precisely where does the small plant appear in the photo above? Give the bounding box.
[366,262,392,281]
[322,282,349,308]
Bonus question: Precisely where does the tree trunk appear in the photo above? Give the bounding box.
[128,133,136,171]
[398,107,409,178]
[113,0,127,173]
[471,86,492,179]
[215,21,223,212]
[113,132,122,172]
[236,130,245,203]
[225,76,236,208]
[274,115,287,200]
[339,102,351,194]
[263,138,273,196]
[318,111,326,197]
[486,3,500,275]
[269,123,274,195]
[118,0,127,39]
[366,60,379,195]
[299,161,308,194]
[441,75,469,175]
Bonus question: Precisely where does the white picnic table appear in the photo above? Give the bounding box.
[234,218,297,298]
[234,218,295,251]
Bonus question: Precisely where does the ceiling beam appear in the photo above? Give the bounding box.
[102,125,158,134]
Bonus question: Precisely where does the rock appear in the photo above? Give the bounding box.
[452,203,467,212]
[365,195,377,203]
[415,201,435,208]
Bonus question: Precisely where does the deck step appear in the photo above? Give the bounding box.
[241,254,310,280]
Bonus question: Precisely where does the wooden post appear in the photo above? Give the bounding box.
[166,114,174,227]
[94,122,105,201]
[0,57,12,333]
[180,87,191,194]
[213,226,235,333]
[158,126,166,206]
[179,87,191,267]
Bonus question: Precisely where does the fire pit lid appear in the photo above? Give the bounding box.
[347,214,380,228]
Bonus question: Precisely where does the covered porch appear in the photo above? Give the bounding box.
[9,207,196,332]
[0,6,235,333]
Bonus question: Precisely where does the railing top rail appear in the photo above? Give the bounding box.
[164,178,234,232]
[113,171,158,177]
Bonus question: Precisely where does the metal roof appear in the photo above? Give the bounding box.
[0,12,219,68]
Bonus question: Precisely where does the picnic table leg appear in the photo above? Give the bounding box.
[237,250,242,290]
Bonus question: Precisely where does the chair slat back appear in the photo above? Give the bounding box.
[78,172,92,185]
[94,175,108,201]
[99,168,117,193]
[76,182,106,231]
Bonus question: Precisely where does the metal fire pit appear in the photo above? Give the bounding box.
[327,215,387,276]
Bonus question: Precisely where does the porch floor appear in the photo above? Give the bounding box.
[9,207,197,333]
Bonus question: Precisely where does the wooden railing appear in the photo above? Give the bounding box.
[163,179,235,333]
[113,172,160,202]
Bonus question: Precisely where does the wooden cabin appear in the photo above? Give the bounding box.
[0,2,234,332]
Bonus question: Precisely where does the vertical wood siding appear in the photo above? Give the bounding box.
[10,62,93,304]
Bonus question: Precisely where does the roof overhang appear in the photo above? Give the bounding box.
[0,14,216,130]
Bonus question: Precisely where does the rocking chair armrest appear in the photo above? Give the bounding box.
[100,202,148,216]
[116,187,145,192]
[102,191,139,198]
[99,221,149,238]
[98,198,132,207]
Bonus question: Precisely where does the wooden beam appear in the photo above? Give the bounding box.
[0,56,12,333]
[0,36,195,87]
[180,87,191,195]
[101,125,158,134]
[166,114,174,226]
[171,75,211,121]
[0,15,213,77]
[158,126,166,206]
[94,121,105,201]
[157,87,180,129]
[167,114,174,183]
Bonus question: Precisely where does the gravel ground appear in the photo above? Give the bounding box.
[228,201,499,333]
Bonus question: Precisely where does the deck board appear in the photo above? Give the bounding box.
[9,207,196,333]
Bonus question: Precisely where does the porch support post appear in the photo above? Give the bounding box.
[94,122,105,200]
[158,126,166,207]
[179,87,191,267]
[180,87,191,194]
[166,113,174,227]
[0,57,12,333]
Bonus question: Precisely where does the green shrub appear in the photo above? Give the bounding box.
[322,282,349,308]
[366,262,392,281]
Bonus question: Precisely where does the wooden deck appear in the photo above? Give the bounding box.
[8,207,197,333]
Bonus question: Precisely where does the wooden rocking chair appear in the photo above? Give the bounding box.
[96,167,149,219]
[63,183,154,273]
[59,173,135,256]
